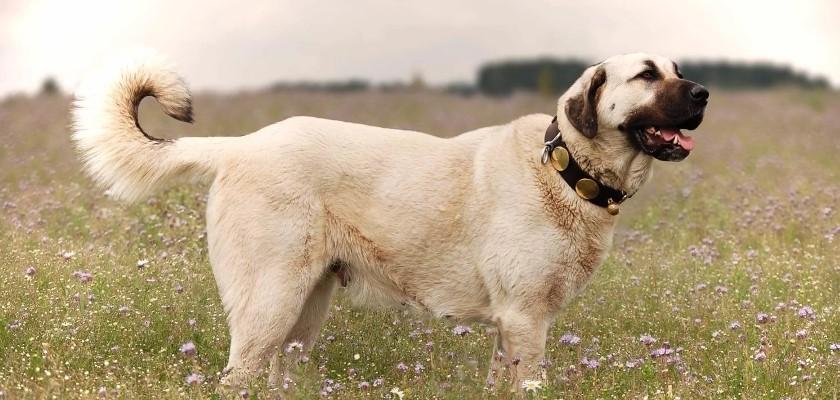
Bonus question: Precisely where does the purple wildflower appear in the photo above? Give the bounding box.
[795,329,808,339]
[6,320,22,330]
[756,312,770,324]
[753,351,766,361]
[320,378,341,396]
[24,267,36,278]
[830,343,840,352]
[187,319,197,328]
[358,381,371,390]
[729,321,742,330]
[179,341,197,357]
[798,306,815,319]
[639,334,657,346]
[238,389,250,399]
[580,356,600,369]
[414,362,425,375]
[285,341,304,354]
[396,362,408,373]
[650,347,674,358]
[559,332,581,346]
[97,386,107,398]
[118,306,129,316]
[372,378,384,387]
[185,372,204,385]
[452,325,472,336]
[72,270,93,283]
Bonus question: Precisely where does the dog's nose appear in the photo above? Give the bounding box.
[689,84,709,102]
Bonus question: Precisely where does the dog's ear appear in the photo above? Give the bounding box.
[565,66,607,138]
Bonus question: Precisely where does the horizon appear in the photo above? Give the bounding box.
[12,56,834,97]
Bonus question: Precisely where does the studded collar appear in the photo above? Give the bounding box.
[541,116,630,215]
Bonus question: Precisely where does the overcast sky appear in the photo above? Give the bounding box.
[1,0,838,96]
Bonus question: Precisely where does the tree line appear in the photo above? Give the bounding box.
[475,58,829,96]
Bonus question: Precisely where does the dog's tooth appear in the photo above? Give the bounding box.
[654,131,662,137]
[645,127,656,134]
[674,135,680,144]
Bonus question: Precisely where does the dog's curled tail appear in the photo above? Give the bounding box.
[72,51,229,202]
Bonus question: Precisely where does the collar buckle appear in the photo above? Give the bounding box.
[540,145,552,165]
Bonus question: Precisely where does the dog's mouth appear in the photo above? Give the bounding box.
[624,112,704,162]
[640,126,694,150]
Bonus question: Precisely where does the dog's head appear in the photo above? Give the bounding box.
[562,53,708,161]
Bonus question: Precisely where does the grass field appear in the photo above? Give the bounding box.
[1,88,839,399]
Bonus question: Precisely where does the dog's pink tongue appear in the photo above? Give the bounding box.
[660,128,694,151]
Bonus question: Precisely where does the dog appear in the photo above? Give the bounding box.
[71,52,707,389]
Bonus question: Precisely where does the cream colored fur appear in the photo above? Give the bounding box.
[71,52,683,390]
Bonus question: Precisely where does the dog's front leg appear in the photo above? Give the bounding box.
[493,311,549,392]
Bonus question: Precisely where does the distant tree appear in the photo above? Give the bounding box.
[40,77,61,96]
[477,58,588,96]
[536,65,556,96]
[678,61,828,89]
[410,73,426,91]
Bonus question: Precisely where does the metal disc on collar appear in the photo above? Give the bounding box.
[575,178,600,200]
[607,198,620,215]
[550,147,569,171]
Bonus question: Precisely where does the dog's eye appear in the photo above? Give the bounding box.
[639,70,657,80]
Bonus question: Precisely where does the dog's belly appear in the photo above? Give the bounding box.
[325,206,495,321]
[342,257,494,322]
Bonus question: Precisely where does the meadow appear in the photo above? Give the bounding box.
[0,88,838,399]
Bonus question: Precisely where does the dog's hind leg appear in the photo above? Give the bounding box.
[207,189,328,389]
[216,252,326,389]
[267,272,337,388]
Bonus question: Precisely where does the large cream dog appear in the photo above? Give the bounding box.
[71,52,708,388]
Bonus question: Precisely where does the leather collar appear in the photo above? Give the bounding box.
[541,116,630,215]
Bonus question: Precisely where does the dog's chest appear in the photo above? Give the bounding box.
[540,220,615,310]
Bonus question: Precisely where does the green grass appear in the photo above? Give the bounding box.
[0,89,839,398]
